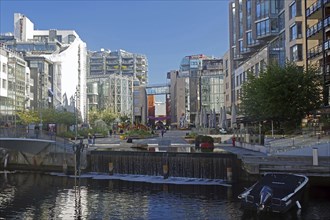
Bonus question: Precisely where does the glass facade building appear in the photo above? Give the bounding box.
[229,0,305,112]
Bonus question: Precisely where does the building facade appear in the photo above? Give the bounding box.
[0,44,30,126]
[228,0,306,113]
[306,0,330,106]
[86,75,134,121]
[88,49,148,86]
[4,13,88,122]
[176,55,224,127]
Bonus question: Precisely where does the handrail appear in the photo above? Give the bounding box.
[306,0,322,18]
[307,39,330,59]
[307,16,330,38]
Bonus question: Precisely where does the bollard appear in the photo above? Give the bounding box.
[313,148,319,166]
[163,164,169,179]
[63,161,68,175]
[109,162,114,175]
[226,167,233,182]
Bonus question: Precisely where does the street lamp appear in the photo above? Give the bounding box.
[74,88,78,140]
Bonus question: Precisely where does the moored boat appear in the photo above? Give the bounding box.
[238,173,309,213]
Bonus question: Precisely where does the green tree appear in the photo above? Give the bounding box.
[16,110,39,125]
[101,109,118,127]
[88,108,100,126]
[241,62,322,131]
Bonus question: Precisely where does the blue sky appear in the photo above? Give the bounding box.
[0,0,229,85]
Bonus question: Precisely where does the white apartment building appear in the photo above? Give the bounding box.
[12,13,87,121]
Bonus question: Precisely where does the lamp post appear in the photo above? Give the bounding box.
[74,88,78,140]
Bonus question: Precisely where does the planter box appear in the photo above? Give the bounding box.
[200,142,214,152]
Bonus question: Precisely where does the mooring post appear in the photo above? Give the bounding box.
[163,164,169,179]
[226,167,233,182]
[313,147,319,166]
[109,162,114,175]
[63,160,68,175]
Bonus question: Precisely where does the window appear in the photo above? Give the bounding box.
[290,44,303,61]
[2,79,6,89]
[290,23,302,40]
[289,1,296,19]
[2,63,7,73]
[247,32,254,45]
[256,19,270,37]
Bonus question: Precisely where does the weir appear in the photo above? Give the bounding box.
[89,151,241,181]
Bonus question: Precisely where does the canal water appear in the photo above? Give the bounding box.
[0,171,329,220]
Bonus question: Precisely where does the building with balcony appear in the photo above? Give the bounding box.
[86,75,134,121]
[88,49,148,85]
[3,13,87,122]
[229,0,306,113]
[306,0,330,106]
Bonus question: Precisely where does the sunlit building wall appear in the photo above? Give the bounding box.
[7,13,88,122]
[228,0,306,110]
[0,44,30,125]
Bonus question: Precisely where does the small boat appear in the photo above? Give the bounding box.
[238,173,309,213]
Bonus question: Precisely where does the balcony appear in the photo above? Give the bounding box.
[307,17,330,39]
[308,39,330,59]
[306,0,323,19]
[233,54,245,61]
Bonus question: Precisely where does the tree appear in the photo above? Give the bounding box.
[241,62,322,131]
[16,110,39,125]
[101,109,118,127]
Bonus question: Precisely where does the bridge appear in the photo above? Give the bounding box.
[146,84,170,95]
[0,127,83,172]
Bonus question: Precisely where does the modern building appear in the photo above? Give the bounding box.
[175,55,224,127]
[3,13,88,121]
[306,0,330,106]
[0,44,30,126]
[86,75,134,121]
[88,49,148,85]
[168,70,186,127]
[87,49,148,123]
[24,55,53,111]
[133,85,147,124]
[228,0,306,113]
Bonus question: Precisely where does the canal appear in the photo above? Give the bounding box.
[0,171,329,219]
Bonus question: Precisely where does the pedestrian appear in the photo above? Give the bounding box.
[34,124,40,139]
[232,136,236,147]
[92,133,96,145]
[161,129,165,138]
[88,133,92,145]
[109,129,113,136]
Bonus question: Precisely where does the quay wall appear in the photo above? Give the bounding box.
[89,151,242,181]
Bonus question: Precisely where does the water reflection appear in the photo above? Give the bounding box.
[0,172,329,219]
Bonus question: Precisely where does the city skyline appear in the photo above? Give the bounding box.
[0,0,229,85]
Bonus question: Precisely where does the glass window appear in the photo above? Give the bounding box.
[290,44,302,61]
[290,1,296,19]
[290,23,302,40]
[247,32,254,45]
[2,63,6,73]
[278,12,285,31]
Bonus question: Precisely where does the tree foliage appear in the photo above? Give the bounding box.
[241,62,322,129]
[16,110,39,125]
[88,108,120,127]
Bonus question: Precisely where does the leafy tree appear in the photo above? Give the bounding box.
[88,108,99,125]
[38,108,78,127]
[101,109,118,126]
[16,110,39,125]
[241,62,322,130]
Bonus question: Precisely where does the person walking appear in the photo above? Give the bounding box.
[161,129,165,138]
[34,125,40,139]
[92,133,96,145]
